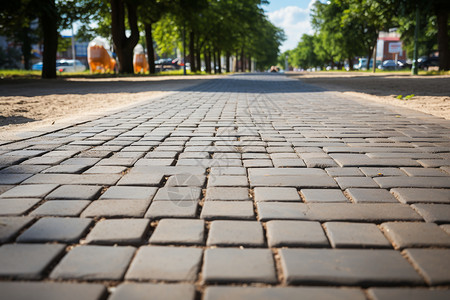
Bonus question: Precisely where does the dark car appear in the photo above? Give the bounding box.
[418,56,439,70]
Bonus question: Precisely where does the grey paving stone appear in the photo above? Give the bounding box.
[272,158,306,168]
[0,164,50,174]
[391,188,450,204]
[200,201,254,220]
[109,283,195,300]
[335,177,379,189]
[368,288,450,300]
[0,184,58,198]
[17,217,92,243]
[381,222,450,249]
[50,245,135,280]
[330,154,420,167]
[45,185,102,200]
[117,172,164,186]
[403,249,450,285]
[280,248,423,285]
[30,200,91,216]
[42,165,88,174]
[0,243,66,279]
[21,156,67,165]
[204,286,366,300]
[125,246,202,281]
[97,157,137,166]
[250,174,338,188]
[346,188,398,203]
[0,173,33,184]
[85,218,149,245]
[210,166,247,176]
[254,187,301,202]
[0,198,41,215]
[412,204,450,223]
[23,174,121,185]
[146,151,179,158]
[81,199,151,218]
[61,158,101,165]
[401,167,449,177]
[166,174,206,187]
[208,175,249,187]
[257,202,309,221]
[359,167,406,177]
[0,281,107,300]
[202,248,277,284]
[100,186,157,200]
[243,159,273,168]
[418,159,450,168]
[441,224,450,234]
[205,187,250,201]
[324,222,391,248]
[149,218,204,245]
[145,200,198,219]
[326,167,364,177]
[266,220,328,247]
[153,186,201,202]
[301,189,349,203]
[207,220,264,247]
[83,165,127,174]
[0,216,34,243]
[375,177,450,188]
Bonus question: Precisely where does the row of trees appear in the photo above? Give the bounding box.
[0,0,285,78]
[282,0,449,71]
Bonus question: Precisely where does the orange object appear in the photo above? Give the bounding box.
[134,53,149,74]
[88,40,116,73]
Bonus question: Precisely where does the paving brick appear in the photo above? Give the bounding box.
[391,188,450,204]
[153,186,201,202]
[418,159,450,168]
[61,158,101,165]
[23,174,121,185]
[254,187,301,202]
[149,218,204,245]
[0,198,41,215]
[166,174,205,187]
[0,165,50,174]
[250,175,337,188]
[201,201,254,220]
[300,189,349,203]
[374,177,450,188]
[381,222,450,249]
[21,156,67,165]
[257,202,308,221]
[81,199,151,218]
[403,249,450,285]
[411,204,450,223]
[279,248,422,285]
[42,165,88,174]
[324,222,391,248]
[346,188,398,203]
[243,159,273,168]
[45,185,102,200]
[330,154,420,167]
[210,166,247,176]
[0,216,34,243]
[84,218,149,245]
[204,286,366,300]
[125,246,202,281]
[205,187,250,201]
[0,173,33,184]
[30,200,91,216]
[202,248,277,284]
[50,245,135,280]
[359,167,406,177]
[266,220,328,247]
[335,177,379,189]
[207,220,264,247]
[368,288,450,300]
[17,217,92,243]
[208,175,249,187]
[83,165,127,174]
[100,186,157,200]
[145,201,198,219]
[400,167,449,177]
[0,184,58,198]
[326,167,364,177]
[117,172,164,186]
[0,243,65,279]
[97,157,137,166]
[109,283,195,300]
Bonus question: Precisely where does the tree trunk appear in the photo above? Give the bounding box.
[348,56,354,71]
[204,49,210,73]
[240,48,245,72]
[436,8,449,70]
[225,51,230,73]
[217,49,221,73]
[111,0,139,74]
[372,41,377,73]
[248,55,251,72]
[144,23,156,74]
[40,0,58,79]
[21,27,32,70]
[196,38,201,72]
[189,31,196,72]
[213,50,217,74]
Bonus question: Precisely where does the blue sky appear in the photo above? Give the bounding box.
[263,0,316,53]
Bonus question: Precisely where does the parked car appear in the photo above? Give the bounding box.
[355,58,381,70]
[56,59,86,73]
[418,56,439,70]
[31,62,43,71]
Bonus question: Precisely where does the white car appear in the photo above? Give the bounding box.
[56,59,86,73]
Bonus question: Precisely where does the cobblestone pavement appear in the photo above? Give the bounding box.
[1,74,450,300]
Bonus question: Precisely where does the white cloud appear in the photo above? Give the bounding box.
[267,2,315,52]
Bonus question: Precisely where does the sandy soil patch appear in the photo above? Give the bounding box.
[288,72,450,120]
[0,75,217,132]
